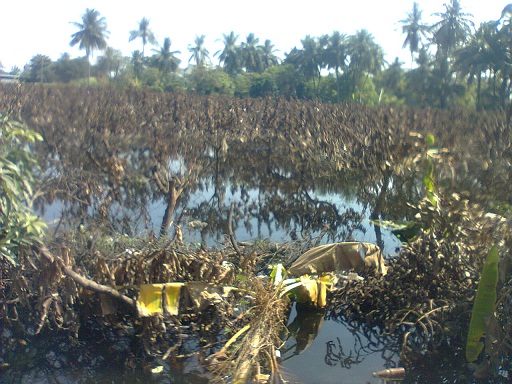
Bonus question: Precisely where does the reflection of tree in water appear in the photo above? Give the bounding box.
[281,306,326,359]
[282,307,401,372]
[325,337,365,368]
[171,137,370,246]
[326,314,400,370]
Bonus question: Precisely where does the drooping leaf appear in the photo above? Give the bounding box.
[163,283,185,316]
[466,245,500,362]
[139,284,164,316]
[270,263,287,285]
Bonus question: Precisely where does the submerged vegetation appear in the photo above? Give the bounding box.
[0,83,511,382]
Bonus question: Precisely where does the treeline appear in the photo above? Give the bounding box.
[1,2,511,110]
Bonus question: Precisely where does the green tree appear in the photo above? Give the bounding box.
[324,31,348,100]
[399,2,429,63]
[52,53,89,83]
[284,35,325,95]
[151,37,181,76]
[27,54,53,83]
[455,22,498,109]
[260,39,279,71]
[70,8,110,84]
[377,57,406,105]
[129,17,157,57]
[215,32,242,75]
[131,50,144,81]
[96,47,124,81]
[347,29,385,99]
[188,66,234,96]
[431,0,474,56]
[241,33,262,73]
[0,114,46,265]
[188,35,210,67]
[496,5,512,107]
[405,47,434,107]
[430,0,474,108]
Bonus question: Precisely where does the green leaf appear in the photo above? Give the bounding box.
[466,245,500,362]
[425,133,435,147]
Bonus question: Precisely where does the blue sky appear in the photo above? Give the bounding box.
[1,0,510,71]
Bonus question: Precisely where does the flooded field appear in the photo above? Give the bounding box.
[1,86,511,383]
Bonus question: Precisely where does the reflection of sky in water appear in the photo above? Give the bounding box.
[281,304,398,384]
[161,185,401,256]
[41,183,401,256]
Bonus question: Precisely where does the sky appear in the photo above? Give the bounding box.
[1,0,510,71]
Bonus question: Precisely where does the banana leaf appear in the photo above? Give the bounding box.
[163,283,185,316]
[466,245,500,362]
[139,283,185,316]
[288,242,385,276]
[139,284,165,316]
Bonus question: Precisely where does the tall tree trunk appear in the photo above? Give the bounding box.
[370,167,392,251]
[476,72,482,111]
[159,178,180,237]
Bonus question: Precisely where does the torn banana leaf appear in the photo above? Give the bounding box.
[186,281,236,310]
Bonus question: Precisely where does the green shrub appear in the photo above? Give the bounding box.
[0,114,46,265]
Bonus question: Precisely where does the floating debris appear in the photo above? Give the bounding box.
[373,367,406,379]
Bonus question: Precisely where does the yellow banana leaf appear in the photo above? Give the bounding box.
[316,281,327,308]
[139,283,185,317]
[139,284,165,316]
[295,277,318,304]
[163,283,185,316]
[466,245,500,362]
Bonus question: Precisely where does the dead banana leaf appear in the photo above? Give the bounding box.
[288,242,386,276]
[185,281,236,311]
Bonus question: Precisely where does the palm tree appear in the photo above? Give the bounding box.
[399,2,429,63]
[131,50,144,80]
[405,47,434,107]
[129,17,157,57]
[215,32,241,75]
[497,4,512,106]
[347,30,385,97]
[325,31,348,100]
[454,22,497,109]
[188,35,210,67]
[70,8,110,84]
[430,0,474,108]
[287,35,324,92]
[241,33,262,72]
[152,37,181,76]
[431,0,474,56]
[260,39,279,70]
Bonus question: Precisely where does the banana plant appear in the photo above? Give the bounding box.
[270,264,336,308]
